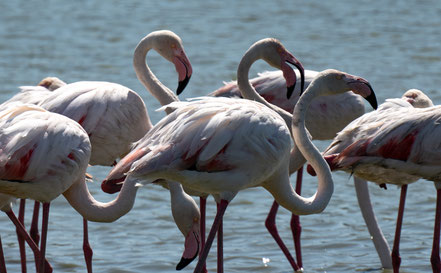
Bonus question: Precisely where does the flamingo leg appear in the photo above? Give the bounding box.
[392,184,407,273]
[217,203,223,273]
[199,197,207,273]
[291,167,303,269]
[354,177,392,269]
[5,209,52,273]
[83,218,93,273]
[194,199,228,273]
[0,236,7,273]
[38,203,50,273]
[264,201,299,271]
[30,201,40,244]
[431,188,441,273]
[30,201,41,270]
[18,199,27,273]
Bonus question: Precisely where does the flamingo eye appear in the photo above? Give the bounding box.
[335,74,343,80]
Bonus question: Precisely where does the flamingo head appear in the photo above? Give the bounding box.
[172,192,201,270]
[257,38,305,99]
[401,89,434,108]
[313,69,378,110]
[150,30,193,95]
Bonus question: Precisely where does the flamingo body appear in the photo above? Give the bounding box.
[0,106,91,202]
[321,99,441,184]
[37,81,151,166]
[104,97,292,195]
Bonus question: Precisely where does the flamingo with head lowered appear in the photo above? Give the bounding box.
[102,37,377,272]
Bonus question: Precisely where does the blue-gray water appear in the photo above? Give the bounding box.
[1,0,441,272]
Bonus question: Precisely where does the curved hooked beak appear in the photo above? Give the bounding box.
[347,78,378,110]
[284,54,305,99]
[174,52,193,95]
[175,223,201,270]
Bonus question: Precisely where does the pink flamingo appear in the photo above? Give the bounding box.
[307,90,440,272]
[102,37,377,272]
[0,30,197,272]
[210,68,367,270]
[0,105,200,273]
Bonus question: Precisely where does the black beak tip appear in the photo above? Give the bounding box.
[300,73,305,96]
[176,257,196,271]
[287,85,295,99]
[176,75,191,95]
[366,89,378,110]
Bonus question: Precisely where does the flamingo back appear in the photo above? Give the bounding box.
[104,97,292,194]
[324,103,441,184]
[38,81,151,166]
[0,107,91,202]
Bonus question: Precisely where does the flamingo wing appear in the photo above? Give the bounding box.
[0,106,91,202]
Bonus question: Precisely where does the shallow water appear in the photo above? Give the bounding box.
[1,0,441,272]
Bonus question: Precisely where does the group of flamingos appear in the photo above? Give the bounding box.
[0,30,439,273]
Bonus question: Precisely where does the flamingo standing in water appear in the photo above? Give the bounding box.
[0,30,197,272]
[307,90,441,272]
[102,37,377,272]
[0,105,200,273]
[210,68,368,270]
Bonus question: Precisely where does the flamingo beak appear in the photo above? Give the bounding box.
[174,52,193,95]
[364,83,378,110]
[285,55,305,99]
[347,78,378,110]
[175,224,200,270]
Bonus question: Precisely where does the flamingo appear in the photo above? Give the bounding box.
[0,30,197,272]
[0,104,200,273]
[102,37,377,272]
[210,68,368,270]
[307,90,441,272]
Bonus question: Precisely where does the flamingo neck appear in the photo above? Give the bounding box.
[289,79,334,213]
[133,36,179,114]
[62,176,139,223]
[168,181,199,236]
[236,48,293,130]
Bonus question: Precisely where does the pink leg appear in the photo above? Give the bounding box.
[30,202,40,245]
[0,236,7,273]
[83,218,93,273]
[431,189,441,273]
[38,203,50,273]
[392,185,407,273]
[30,201,41,270]
[217,203,223,273]
[18,199,27,273]
[194,199,229,273]
[5,209,52,273]
[265,201,299,271]
[199,197,207,273]
[291,167,303,269]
